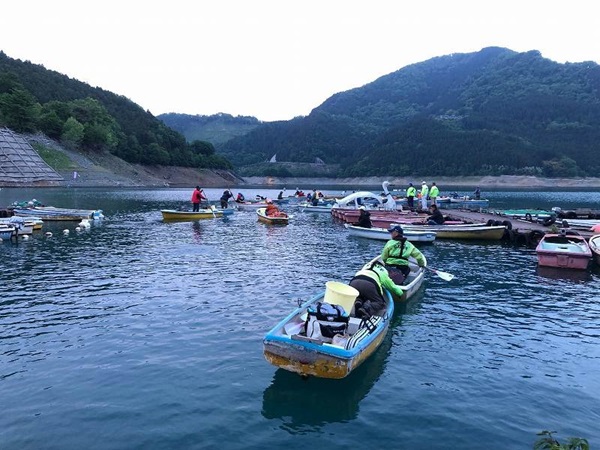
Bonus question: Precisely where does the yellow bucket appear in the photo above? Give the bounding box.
[324,281,359,314]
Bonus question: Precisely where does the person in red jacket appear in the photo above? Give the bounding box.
[191,186,206,212]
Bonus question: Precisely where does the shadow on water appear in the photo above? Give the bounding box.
[261,333,393,432]
[536,265,594,283]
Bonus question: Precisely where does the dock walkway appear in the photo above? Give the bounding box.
[447,209,595,246]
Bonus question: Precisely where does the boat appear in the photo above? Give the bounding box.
[443,197,490,209]
[10,205,104,221]
[344,224,436,243]
[535,230,592,270]
[0,225,16,240]
[263,257,425,379]
[236,201,270,211]
[0,217,34,235]
[300,203,334,213]
[589,235,600,266]
[400,223,506,240]
[161,209,223,221]
[257,208,289,225]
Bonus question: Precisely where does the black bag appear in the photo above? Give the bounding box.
[305,302,349,339]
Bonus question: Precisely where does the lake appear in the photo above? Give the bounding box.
[1,186,599,450]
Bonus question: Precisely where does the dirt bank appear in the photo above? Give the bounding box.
[241,175,600,189]
[17,135,600,189]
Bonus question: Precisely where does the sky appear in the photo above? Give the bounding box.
[2,0,599,122]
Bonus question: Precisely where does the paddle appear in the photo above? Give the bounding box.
[210,205,217,218]
[425,266,455,281]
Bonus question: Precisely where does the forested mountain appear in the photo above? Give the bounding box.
[219,47,600,177]
[158,112,260,145]
[0,52,231,169]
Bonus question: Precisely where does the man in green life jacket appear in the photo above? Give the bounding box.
[429,182,439,206]
[381,225,427,284]
[349,261,405,318]
[406,182,416,211]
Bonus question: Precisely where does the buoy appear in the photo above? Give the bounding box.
[79,219,91,228]
[45,232,53,237]
[22,235,29,240]
[63,229,70,234]
[75,226,81,232]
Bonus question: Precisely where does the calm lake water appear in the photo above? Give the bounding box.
[1,187,599,450]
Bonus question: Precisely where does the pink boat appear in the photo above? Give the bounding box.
[535,230,592,270]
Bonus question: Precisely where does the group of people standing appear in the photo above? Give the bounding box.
[405,181,440,211]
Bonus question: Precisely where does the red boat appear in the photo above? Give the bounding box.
[535,230,592,270]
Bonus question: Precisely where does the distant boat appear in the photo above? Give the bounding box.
[344,224,436,243]
[161,209,223,221]
[11,206,103,221]
[401,223,506,240]
[536,230,592,270]
[257,207,289,225]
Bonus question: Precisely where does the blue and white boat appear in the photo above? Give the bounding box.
[263,257,425,379]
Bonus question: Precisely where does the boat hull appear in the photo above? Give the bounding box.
[257,208,289,225]
[345,224,436,243]
[590,235,600,266]
[161,209,223,220]
[12,207,101,221]
[535,233,592,269]
[401,224,506,240]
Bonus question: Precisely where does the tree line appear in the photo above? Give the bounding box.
[0,52,232,169]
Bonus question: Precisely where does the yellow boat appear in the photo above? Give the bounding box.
[161,209,223,221]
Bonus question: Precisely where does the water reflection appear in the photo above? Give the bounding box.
[262,332,393,431]
[536,265,593,283]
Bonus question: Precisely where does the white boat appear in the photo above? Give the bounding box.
[11,206,103,221]
[300,203,334,213]
[0,225,16,240]
[344,224,436,243]
[0,217,34,235]
[236,201,269,211]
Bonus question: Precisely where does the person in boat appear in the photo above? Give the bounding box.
[426,204,445,225]
[265,199,287,217]
[220,189,233,208]
[191,186,206,212]
[420,181,429,211]
[474,187,481,200]
[349,260,405,318]
[406,182,416,211]
[236,192,245,203]
[354,206,372,228]
[277,191,284,200]
[382,225,427,283]
[429,182,439,206]
[311,190,320,206]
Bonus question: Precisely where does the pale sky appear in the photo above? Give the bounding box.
[2,0,599,122]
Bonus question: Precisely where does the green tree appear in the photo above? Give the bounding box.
[0,88,39,132]
[61,116,85,149]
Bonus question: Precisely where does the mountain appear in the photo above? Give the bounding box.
[157,112,261,145]
[217,47,600,178]
[0,51,232,170]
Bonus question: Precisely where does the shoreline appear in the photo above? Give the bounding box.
[4,137,600,189]
[240,175,600,189]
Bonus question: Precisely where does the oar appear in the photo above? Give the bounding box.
[425,266,454,281]
[210,205,217,218]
